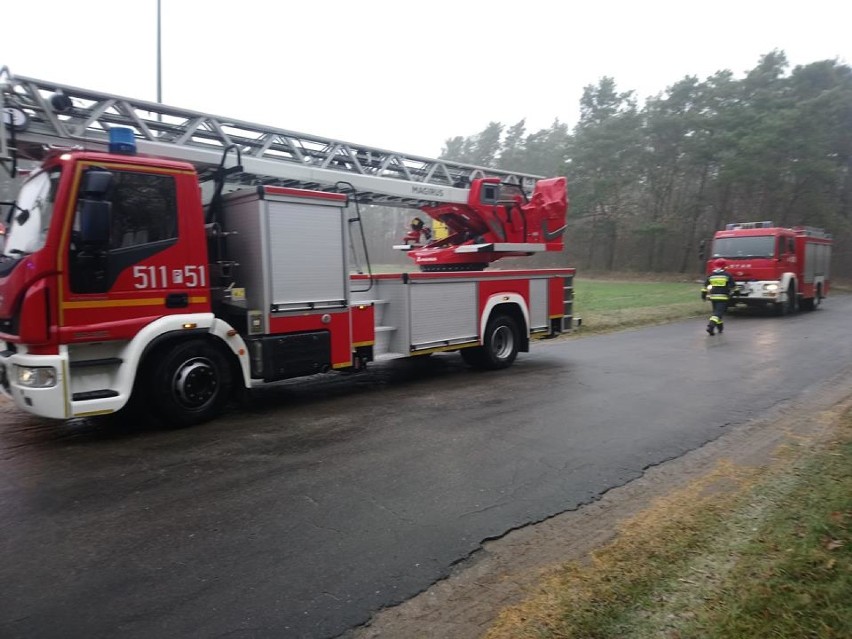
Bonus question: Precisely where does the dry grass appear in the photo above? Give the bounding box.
[484,461,760,639]
[485,413,852,639]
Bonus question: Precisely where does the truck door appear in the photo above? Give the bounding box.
[779,235,796,266]
[61,164,209,342]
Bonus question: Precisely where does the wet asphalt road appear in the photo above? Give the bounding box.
[2,295,852,638]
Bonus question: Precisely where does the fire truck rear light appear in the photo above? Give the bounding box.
[16,365,57,388]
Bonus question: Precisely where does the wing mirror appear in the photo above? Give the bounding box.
[78,200,111,245]
[80,169,113,198]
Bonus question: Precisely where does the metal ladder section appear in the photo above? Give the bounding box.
[370,300,400,359]
[563,274,576,330]
[0,70,542,207]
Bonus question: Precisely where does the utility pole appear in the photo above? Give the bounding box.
[156,0,162,103]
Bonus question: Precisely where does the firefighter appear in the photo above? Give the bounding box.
[702,258,736,335]
[402,216,432,245]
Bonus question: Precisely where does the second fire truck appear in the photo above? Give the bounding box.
[0,70,574,427]
[705,221,832,314]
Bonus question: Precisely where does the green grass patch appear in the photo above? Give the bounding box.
[574,279,701,313]
[572,279,706,334]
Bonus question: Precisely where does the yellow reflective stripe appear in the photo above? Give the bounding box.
[62,296,207,309]
[73,409,116,417]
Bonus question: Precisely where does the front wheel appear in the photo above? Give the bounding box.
[461,314,520,370]
[149,340,233,427]
[774,284,797,316]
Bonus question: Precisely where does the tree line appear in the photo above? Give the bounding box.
[440,51,852,277]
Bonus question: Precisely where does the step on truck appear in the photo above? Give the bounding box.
[704,221,831,314]
[0,69,575,426]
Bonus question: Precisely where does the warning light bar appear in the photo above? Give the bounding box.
[108,126,137,155]
[725,221,774,230]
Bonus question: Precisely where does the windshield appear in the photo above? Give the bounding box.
[712,235,775,259]
[2,168,61,258]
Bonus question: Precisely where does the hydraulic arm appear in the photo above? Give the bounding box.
[403,176,567,270]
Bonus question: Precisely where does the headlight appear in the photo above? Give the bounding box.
[16,365,57,388]
[763,283,779,292]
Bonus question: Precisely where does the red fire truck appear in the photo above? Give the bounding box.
[706,221,832,314]
[0,70,574,426]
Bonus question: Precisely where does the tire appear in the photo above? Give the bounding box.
[774,284,796,316]
[460,314,520,370]
[148,339,233,427]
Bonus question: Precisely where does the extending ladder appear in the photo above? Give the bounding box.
[1,68,540,207]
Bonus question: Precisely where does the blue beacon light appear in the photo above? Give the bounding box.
[109,126,137,155]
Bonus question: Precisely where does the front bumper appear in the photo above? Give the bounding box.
[730,280,786,306]
[0,345,68,419]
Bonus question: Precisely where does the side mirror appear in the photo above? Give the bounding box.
[698,239,706,262]
[80,169,113,198]
[79,200,111,245]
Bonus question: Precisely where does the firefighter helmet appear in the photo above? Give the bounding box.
[713,258,727,270]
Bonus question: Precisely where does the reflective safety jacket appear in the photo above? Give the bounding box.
[703,269,736,301]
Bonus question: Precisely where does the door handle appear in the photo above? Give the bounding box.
[166,293,189,308]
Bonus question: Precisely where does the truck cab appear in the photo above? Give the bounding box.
[0,148,214,419]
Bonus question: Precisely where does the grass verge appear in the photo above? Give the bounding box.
[571,278,706,335]
[484,410,852,639]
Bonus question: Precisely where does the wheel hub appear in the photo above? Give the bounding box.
[173,358,218,409]
[491,325,514,359]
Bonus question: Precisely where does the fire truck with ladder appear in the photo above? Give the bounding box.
[704,221,831,314]
[0,69,574,427]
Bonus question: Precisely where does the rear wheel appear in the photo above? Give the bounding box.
[461,314,520,370]
[802,284,823,311]
[148,340,233,427]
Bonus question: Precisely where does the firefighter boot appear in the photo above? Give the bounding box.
[706,323,715,336]
[718,323,724,334]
